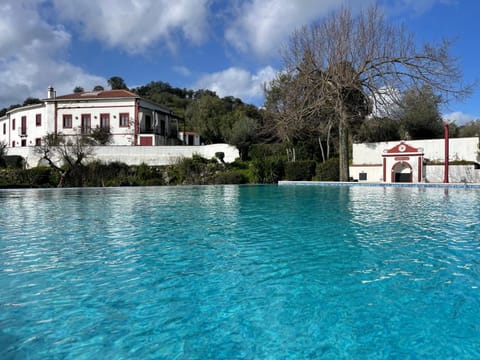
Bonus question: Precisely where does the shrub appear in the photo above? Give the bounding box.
[26,167,56,187]
[90,127,113,145]
[169,155,222,185]
[314,157,339,181]
[4,155,25,169]
[214,170,248,184]
[251,158,285,183]
[285,160,316,181]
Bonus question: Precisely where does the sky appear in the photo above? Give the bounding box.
[0,0,479,124]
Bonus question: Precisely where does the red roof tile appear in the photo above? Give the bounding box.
[53,89,139,101]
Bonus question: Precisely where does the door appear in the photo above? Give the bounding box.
[81,114,91,134]
[139,136,153,146]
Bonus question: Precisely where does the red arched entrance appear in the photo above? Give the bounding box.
[391,161,413,183]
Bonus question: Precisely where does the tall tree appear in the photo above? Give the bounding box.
[225,112,259,160]
[397,86,444,139]
[73,86,84,93]
[355,116,400,143]
[268,5,470,181]
[458,120,480,137]
[185,94,226,143]
[108,76,128,90]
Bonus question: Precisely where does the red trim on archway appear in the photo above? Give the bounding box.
[383,157,386,182]
[391,161,413,183]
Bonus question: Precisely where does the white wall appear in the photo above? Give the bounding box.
[353,137,479,165]
[424,165,480,183]
[92,144,239,165]
[349,164,480,183]
[5,144,239,168]
[350,166,384,182]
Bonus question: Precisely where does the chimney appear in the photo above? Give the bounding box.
[47,86,56,99]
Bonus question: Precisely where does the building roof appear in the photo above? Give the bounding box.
[52,89,139,101]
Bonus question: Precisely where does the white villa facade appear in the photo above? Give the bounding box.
[350,137,480,183]
[0,87,180,148]
[0,87,239,167]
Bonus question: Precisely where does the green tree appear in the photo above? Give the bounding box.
[457,120,480,137]
[185,94,228,143]
[269,5,470,181]
[34,132,95,187]
[90,126,113,145]
[108,76,128,90]
[0,104,21,117]
[73,86,84,93]
[356,117,400,143]
[130,81,196,118]
[397,86,444,139]
[23,97,42,106]
[226,114,259,160]
[93,85,105,91]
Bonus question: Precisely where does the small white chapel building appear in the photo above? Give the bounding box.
[349,137,480,183]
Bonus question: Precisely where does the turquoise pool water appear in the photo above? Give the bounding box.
[0,185,479,359]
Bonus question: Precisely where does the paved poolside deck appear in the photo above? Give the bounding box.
[278,181,480,189]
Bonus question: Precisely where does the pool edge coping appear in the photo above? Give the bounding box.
[278,181,480,189]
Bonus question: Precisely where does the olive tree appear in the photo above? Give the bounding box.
[35,131,94,187]
[267,5,471,181]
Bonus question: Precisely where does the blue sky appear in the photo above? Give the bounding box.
[0,0,478,124]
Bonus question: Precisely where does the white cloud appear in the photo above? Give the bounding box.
[225,0,352,58]
[193,66,277,104]
[0,1,105,107]
[52,0,210,53]
[384,0,455,16]
[443,111,477,125]
[173,66,192,77]
[225,0,455,59]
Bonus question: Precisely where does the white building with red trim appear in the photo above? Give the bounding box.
[0,87,240,167]
[350,137,480,183]
[0,87,180,149]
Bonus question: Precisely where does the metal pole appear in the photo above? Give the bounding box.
[444,123,449,183]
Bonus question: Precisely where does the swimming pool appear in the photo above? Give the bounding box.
[1,185,479,358]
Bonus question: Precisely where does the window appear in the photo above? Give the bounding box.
[81,114,91,134]
[21,116,27,135]
[144,115,152,132]
[35,138,42,146]
[63,114,72,128]
[21,139,27,147]
[12,141,15,147]
[12,118,15,130]
[160,120,166,136]
[36,114,42,126]
[100,113,110,129]
[119,113,129,127]
[2,123,5,135]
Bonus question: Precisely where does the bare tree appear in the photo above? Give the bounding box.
[35,131,94,187]
[267,5,471,181]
